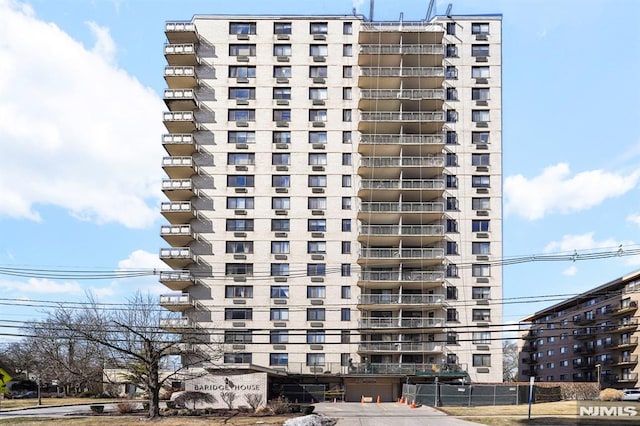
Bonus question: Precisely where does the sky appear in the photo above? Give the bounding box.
[0,0,639,341]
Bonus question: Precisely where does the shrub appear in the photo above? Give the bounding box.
[599,388,623,401]
[268,397,290,415]
[558,382,600,400]
[245,393,264,411]
[116,402,137,414]
[174,391,217,409]
[220,391,236,409]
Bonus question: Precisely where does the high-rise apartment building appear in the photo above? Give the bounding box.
[160,7,502,402]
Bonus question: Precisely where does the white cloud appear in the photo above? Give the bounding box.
[562,265,577,276]
[0,1,165,228]
[117,249,168,295]
[505,163,640,220]
[0,277,84,295]
[543,232,629,253]
[628,213,640,226]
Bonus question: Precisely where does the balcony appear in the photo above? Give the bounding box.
[360,89,445,110]
[358,270,444,290]
[159,293,193,311]
[359,179,445,198]
[522,330,540,340]
[162,156,195,179]
[358,293,446,308]
[162,179,194,201]
[359,112,444,134]
[159,247,195,269]
[360,44,443,56]
[359,134,444,155]
[163,111,196,133]
[522,344,536,352]
[613,301,638,316]
[161,202,195,224]
[358,247,444,267]
[615,336,638,349]
[358,342,443,353]
[573,345,595,355]
[165,22,198,43]
[164,89,197,111]
[616,318,639,332]
[359,224,444,245]
[573,329,596,340]
[359,317,444,329]
[164,66,197,88]
[161,224,193,246]
[574,315,596,326]
[162,133,195,156]
[614,354,638,366]
[159,270,194,291]
[358,202,444,221]
[159,317,194,332]
[164,43,197,66]
[360,66,444,78]
[616,373,638,384]
[521,357,537,364]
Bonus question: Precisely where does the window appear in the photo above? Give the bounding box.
[343,22,353,34]
[472,197,490,210]
[309,109,327,122]
[342,219,351,232]
[472,220,490,232]
[308,175,327,188]
[472,88,490,101]
[270,308,289,321]
[472,23,490,35]
[341,264,351,276]
[341,308,351,321]
[446,241,458,255]
[226,241,253,254]
[270,286,289,299]
[226,219,253,231]
[308,197,327,209]
[472,264,491,277]
[342,197,352,210]
[273,87,291,100]
[342,153,352,165]
[306,353,325,366]
[225,263,253,276]
[309,131,327,144]
[445,66,457,79]
[472,175,490,188]
[271,241,290,254]
[270,330,289,343]
[472,44,490,57]
[472,332,491,344]
[473,354,491,367]
[342,175,352,187]
[273,44,292,57]
[341,330,350,343]
[274,22,292,35]
[307,308,325,321]
[447,332,458,344]
[273,109,291,122]
[272,153,290,165]
[446,286,458,300]
[225,285,253,298]
[273,66,292,78]
[446,219,458,233]
[342,131,352,143]
[446,153,458,167]
[446,131,458,145]
[228,131,255,144]
[472,132,490,144]
[229,87,255,100]
[341,241,351,254]
[270,263,290,276]
[446,175,458,188]
[307,330,325,343]
[342,109,352,122]
[343,66,353,78]
[446,197,458,211]
[310,22,328,34]
[308,219,326,232]
[309,44,328,57]
[472,110,490,122]
[341,286,351,299]
[224,353,252,364]
[228,109,255,121]
[310,66,328,77]
[307,241,326,254]
[225,331,252,343]
[225,308,252,320]
[308,153,327,165]
[446,44,458,57]
[307,263,326,276]
[307,286,326,299]
[309,88,328,101]
[228,153,255,165]
[446,87,458,101]
[343,88,352,100]
[229,22,256,35]
[343,44,353,56]
[272,175,290,187]
[472,154,490,166]
[446,22,456,35]
[446,264,459,277]
[472,66,490,78]
[229,44,256,56]
[447,308,459,322]
[271,219,290,231]
[229,66,256,78]
[227,197,254,209]
[446,110,458,123]
[227,175,254,188]
[270,353,288,366]
[472,287,490,300]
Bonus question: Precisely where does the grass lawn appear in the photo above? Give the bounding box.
[0,417,293,425]
[0,398,116,410]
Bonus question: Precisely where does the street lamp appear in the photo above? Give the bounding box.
[595,364,601,390]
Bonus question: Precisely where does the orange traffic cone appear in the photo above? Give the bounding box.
[411,400,417,408]
[376,395,381,404]
[333,398,336,403]
[361,395,365,403]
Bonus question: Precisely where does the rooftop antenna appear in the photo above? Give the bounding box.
[352,7,357,16]
[425,0,435,21]
[446,3,453,17]
[369,0,374,22]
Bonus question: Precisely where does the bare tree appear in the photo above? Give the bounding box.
[503,340,519,382]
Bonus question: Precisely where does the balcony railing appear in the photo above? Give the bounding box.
[358,294,445,305]
[615,354,638,365]
[271,362,465,376]
[360,179,445,190]
[360,225,445,237]
[164,66,196,78]
[360,134,444,145]
[616,336,639,347]
[360,21,443,32]
[359,317,444,329]
[359,270,444,283]
[165,22,197,44]
[358,342,442,352]
[163,111,194,122]
[162,156,193,167]
[164,43,196,55]
[160,247,192,259]
[160,294,192,308]
[360,89,445,100]
[165,22,196,33]
[616,373,639,382]
[360,111,444,122]
[360,201,444,214]
[159,271,194,291]
[360,247,444,260]
[360,67,444,78]
[159,317,193,329]
[360,44,444,55]
[360,155,445,168]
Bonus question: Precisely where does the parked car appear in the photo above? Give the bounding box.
[13,391,38,399]
[622,389,640,401]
